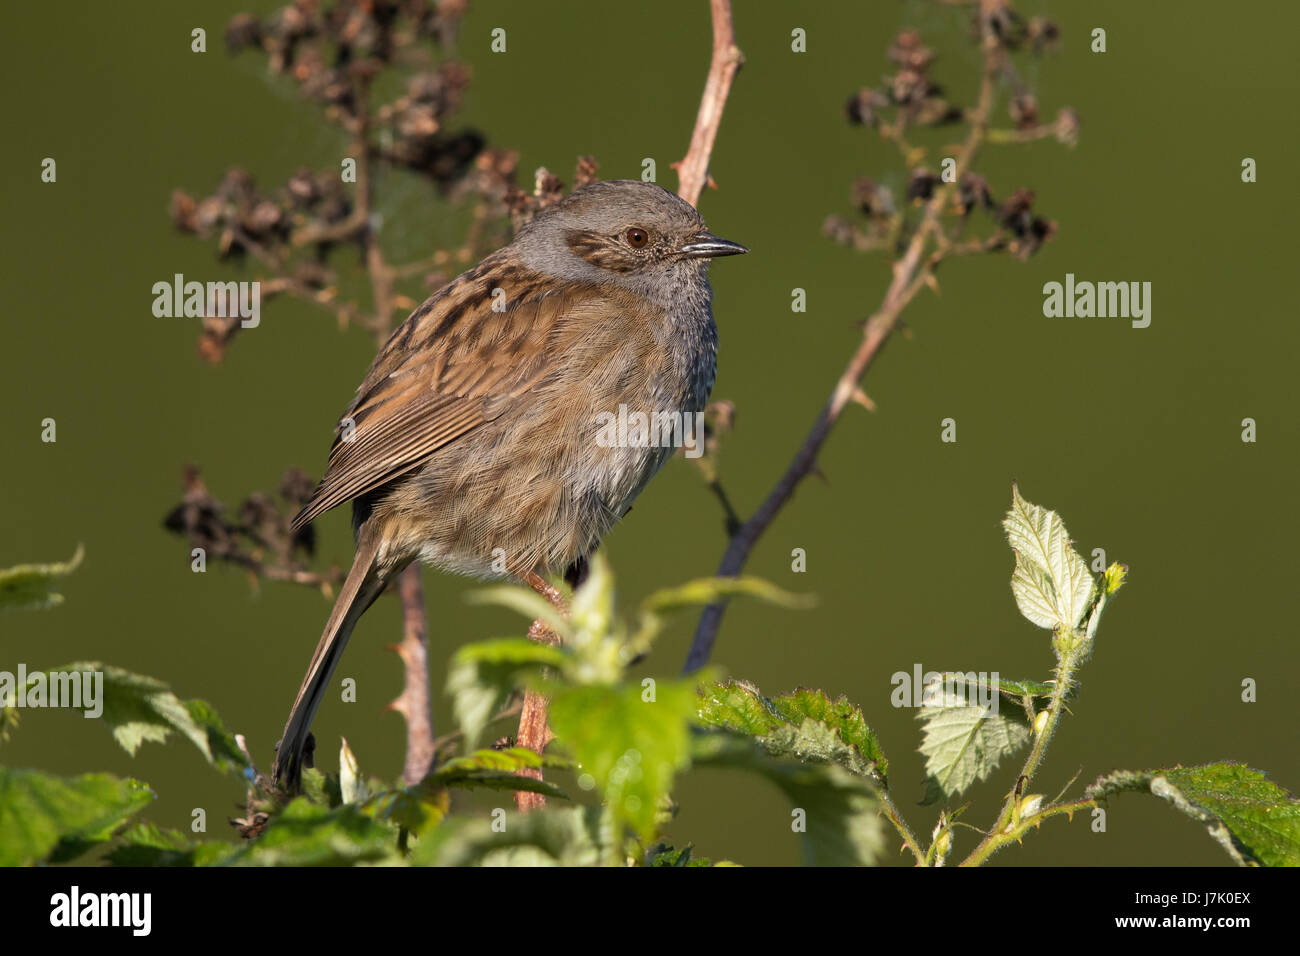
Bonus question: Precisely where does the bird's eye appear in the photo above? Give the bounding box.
[625,227,649,248]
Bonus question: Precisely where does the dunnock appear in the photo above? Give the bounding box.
[272,179,746,787]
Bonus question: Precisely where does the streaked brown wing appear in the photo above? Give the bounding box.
[291,260,609,531]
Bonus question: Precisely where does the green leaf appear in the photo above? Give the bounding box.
[43,662,215,763]
[1003,484,1095,631]
[1087,763,1300,867]
[431,747,570,796]
[229,798,402,866]
[105,823,236,867]
[446,638,566,750]
[640,576,814,617]
[300,768,340,807]
[364,749,573,840]
[548,679,697,844]
[0,545,83,612]
[410,805,606,867]
[697,680,887,783]
[692,732,883,865]
[182,698,249,774]
[644,842,730,866]
[917,695,1030,804]
[362,785,449,837]
[0,767,153,865]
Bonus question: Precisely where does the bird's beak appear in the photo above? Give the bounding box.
[678,231,749,259]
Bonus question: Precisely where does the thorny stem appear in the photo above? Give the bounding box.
[960,584,1114,866]
[684,16,1003,674]
[674,0,743,208]
[514,574,567,811]
[879,789,926,865]
[346,71,438,785]
[390,566,435,785]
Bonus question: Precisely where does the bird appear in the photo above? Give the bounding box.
[271,179,747,789]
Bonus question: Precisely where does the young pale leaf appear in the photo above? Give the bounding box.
[918,697,1030,804]
[0,545,83,613]
[697,680,888,783]
[1087,763,1300,867]
[465,586,571,641]
[692,732,884,866]
[548,678,697,844]
[570,551,615,645]
[1003,484,1095,631]
[0,768,154,865]
[339,737,363,804]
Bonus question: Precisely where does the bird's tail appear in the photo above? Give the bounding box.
[272,523,389,791]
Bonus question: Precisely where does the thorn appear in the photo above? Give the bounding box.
[706,174,718,191]
[850,387,877,412]
[925,273,941,296]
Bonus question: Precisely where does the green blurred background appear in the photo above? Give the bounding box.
[3,0,1296,866]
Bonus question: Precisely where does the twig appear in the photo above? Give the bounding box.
[389,565,435,785]
[514,575,567,812]
[683,15,1003,673]
[347,69,434,786]
[674,0,743,208]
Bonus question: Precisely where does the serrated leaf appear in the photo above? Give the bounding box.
[0,546,83,612]
[446,638,566,750]
[1087,762,1300,867]
[182,698,248,774]
[917,698,1030,804]
[1003,484,1095,630]
[548,679,697,844]
[300,768,340,807]
[43,662,213,762]
[0,768,154,865]
[692,732,883,865]
[697,680,887,783]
